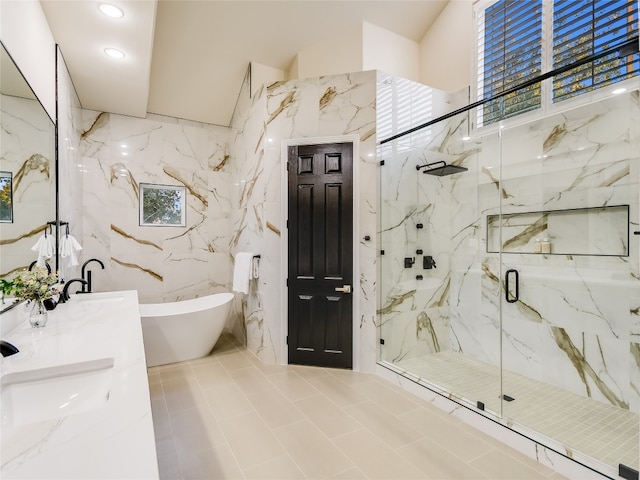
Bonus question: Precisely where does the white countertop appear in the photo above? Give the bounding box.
[0,290,159,479]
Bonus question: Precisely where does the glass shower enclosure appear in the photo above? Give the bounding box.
[377,77,640,478]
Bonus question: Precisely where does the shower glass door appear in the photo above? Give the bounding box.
[377,75,639,477]
[498,86,640,475]
[378,102,504,416]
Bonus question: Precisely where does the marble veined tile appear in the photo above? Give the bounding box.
[379,87,640,431]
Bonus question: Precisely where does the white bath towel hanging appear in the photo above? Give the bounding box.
[60,233,83,267]
[232,252,254,294]
[31,232,54,267]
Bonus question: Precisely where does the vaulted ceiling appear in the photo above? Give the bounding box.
[41,1,448,126]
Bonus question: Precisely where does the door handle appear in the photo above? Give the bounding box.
[335,285,352,294]
[505,269,519,303]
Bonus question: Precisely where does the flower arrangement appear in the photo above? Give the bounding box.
[11,267,60,302]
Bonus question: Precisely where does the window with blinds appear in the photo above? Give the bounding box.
[377,75,433,151]
[476,0,639,127]
[477,0,543,126]
[553,0,639,102]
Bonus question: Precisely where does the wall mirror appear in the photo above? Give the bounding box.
[0,42,57,279]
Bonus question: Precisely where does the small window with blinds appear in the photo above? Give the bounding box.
[377,75,433,150]
[475,0,639,127]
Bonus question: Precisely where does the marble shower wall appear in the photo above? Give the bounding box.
[79,111,232,303]
[379,87,640,412]
[56,48,84,282]
[377,75,471,365]
[228,71,379,370]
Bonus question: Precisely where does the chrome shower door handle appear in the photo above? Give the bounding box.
[335,285,352,294]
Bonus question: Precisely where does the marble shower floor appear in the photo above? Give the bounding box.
[147,334,566,480]
[395,352,639,471]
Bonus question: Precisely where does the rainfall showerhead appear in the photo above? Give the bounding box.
[416,161,468,176]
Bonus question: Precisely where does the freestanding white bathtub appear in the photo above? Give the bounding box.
[139,292,234,367]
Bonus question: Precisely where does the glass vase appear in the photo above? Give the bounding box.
[29,299,48,328]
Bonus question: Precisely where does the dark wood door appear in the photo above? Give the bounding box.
[287,142,353,369]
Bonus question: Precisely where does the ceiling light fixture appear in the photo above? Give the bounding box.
[98,3,124,18]
[104,48,125,59]
[612,87,627,95]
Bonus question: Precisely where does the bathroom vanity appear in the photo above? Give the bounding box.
[0,290,158,479]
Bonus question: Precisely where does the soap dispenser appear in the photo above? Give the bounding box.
[541,237,551,254]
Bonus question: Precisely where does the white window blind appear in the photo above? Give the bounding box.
[553,0,639,102]
[377,75,432,149]
[476,0,639,127]
[477,0,543,126]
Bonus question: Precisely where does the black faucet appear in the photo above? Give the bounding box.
[0,340,19,357]
[60,278,89,302]
[29,260,51,274]
[81,258,105,293]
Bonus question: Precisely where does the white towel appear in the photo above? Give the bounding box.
[60,234,83,267]
[31,233,54,267]
[232,252,254,294]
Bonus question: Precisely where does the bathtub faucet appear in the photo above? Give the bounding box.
[81,258,105,293]
[60,278,88,302]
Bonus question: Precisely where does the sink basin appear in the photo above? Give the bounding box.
[1,357,114,427]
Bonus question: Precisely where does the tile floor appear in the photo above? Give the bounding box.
[397,352,639,469]
[147,334,567,480]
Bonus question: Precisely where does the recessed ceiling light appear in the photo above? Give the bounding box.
[99,3,124,18]
[104,48,125,59]
[612,87,627,95]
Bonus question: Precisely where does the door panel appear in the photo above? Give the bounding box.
[288,143,353,369]
[296,185,314,276]
[325,184,343,276]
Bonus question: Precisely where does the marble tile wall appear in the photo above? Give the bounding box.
[56,48,84,282]
[379,87,640,413]
[228,71,379,370]
[72,70,379,371]
[78,111,232,304]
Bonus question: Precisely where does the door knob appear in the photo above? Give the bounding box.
[335,285,352,294]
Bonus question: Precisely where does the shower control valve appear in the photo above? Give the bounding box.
[423,256,436,269]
